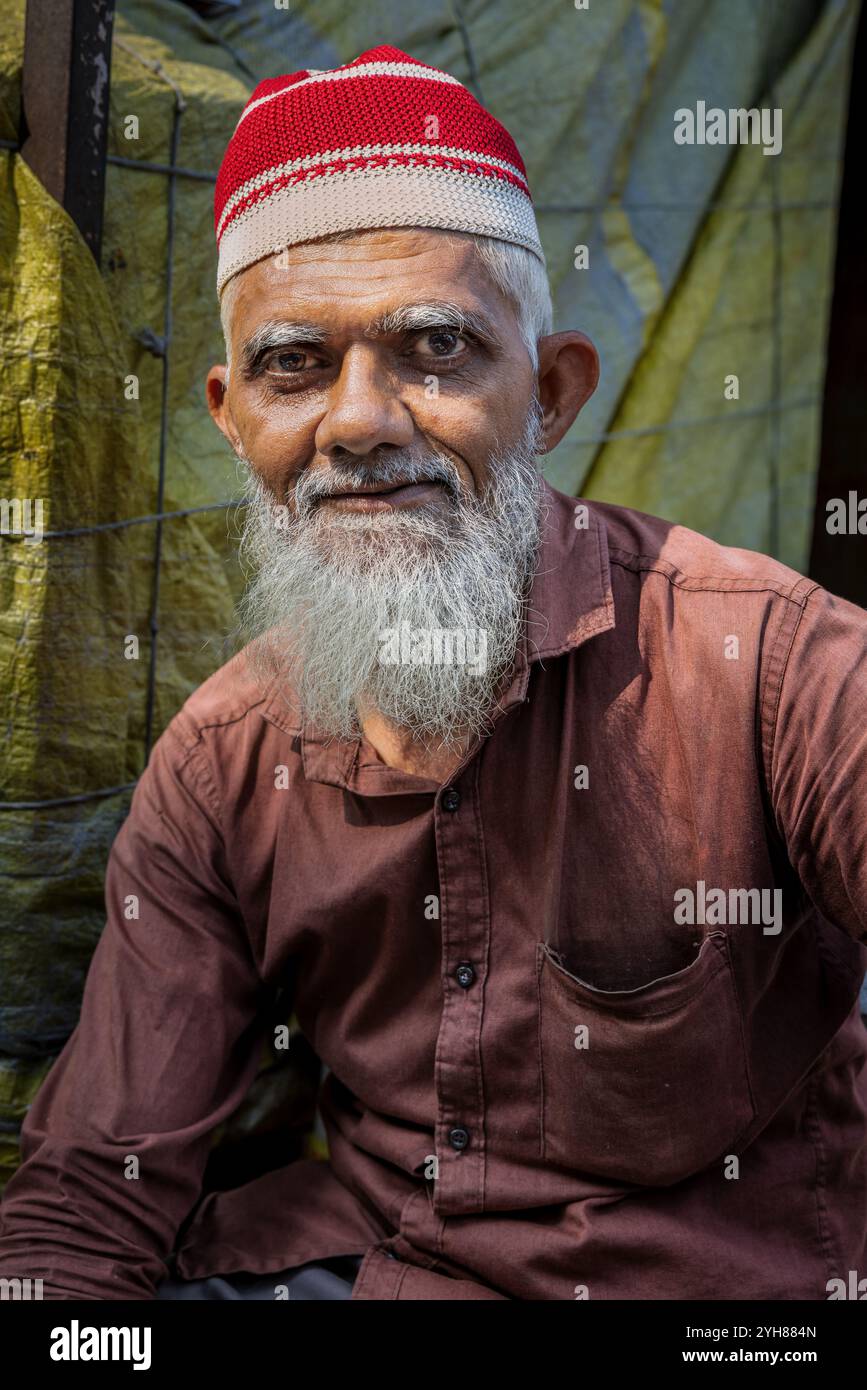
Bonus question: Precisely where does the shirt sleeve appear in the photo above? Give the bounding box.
[0,715,268,1299]
[768,583,867,947]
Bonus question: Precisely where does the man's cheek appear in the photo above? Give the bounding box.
[241,430,310,496]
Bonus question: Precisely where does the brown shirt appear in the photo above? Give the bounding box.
[1,480,865,1301]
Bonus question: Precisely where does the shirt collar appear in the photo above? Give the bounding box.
[522,477,615,662]
[262,478,615,790]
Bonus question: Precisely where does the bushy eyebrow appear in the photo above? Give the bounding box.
[366,301,500,346]
[241,320,328,375]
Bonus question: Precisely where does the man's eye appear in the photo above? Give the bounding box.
[414,329,467,358]
[267,349,318,373]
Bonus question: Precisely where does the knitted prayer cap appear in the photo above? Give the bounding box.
[214,43,543,297]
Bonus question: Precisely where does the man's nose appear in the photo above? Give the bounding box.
[314,346,415,457]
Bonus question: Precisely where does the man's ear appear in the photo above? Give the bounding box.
[535,332,600,453]
[205,364,241,451]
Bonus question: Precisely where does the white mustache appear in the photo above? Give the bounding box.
[293,450,464,517]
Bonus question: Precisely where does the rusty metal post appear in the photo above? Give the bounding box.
[20,0,115,262]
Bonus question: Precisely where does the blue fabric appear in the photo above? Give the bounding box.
[155,1255,363,1301]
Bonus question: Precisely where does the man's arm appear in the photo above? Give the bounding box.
[0,715,268,1299]
[768,583,867,946]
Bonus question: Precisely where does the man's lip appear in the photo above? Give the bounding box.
[323,480,444,499]
[311,478,450,511]
[314,480,450,513]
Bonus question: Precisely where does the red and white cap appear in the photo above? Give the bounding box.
[214,44,543,296]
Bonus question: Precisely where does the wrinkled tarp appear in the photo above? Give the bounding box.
[0,0,860,1186]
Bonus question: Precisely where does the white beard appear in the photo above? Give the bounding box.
[235,402,545,751]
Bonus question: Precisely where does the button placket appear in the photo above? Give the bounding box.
[432,759,489,1216]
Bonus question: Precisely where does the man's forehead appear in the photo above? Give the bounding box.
[229,229,507,330]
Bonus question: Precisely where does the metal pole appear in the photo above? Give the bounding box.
[20,0,115,262]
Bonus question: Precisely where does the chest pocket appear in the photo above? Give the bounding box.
[536,932,755,1186]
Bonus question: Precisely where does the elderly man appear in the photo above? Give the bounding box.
[0,45,865,1303]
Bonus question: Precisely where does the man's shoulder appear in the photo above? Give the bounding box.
[579,493,818,605]
[166,640,296,750]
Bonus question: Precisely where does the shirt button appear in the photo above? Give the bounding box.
[449,1126,470,1151]
[442,788,461,812]
[455,963,476,989]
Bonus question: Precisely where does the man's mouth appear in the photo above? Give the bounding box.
[318,480,448,512]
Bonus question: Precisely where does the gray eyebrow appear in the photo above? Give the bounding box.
[366,301,500,345]
[241,319,329,374]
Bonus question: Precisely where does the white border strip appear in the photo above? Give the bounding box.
[216,165,543,296]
